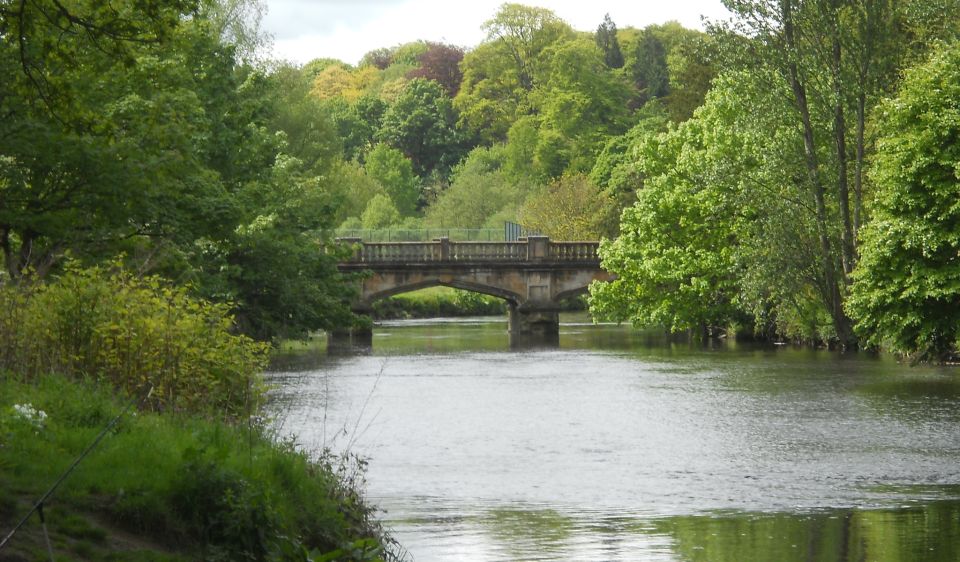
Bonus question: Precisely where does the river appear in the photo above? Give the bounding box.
[267,314,960,561]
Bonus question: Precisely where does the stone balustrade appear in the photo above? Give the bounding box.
[337,236,600,265]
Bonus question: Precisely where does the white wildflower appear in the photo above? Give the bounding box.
[11,403,47,429]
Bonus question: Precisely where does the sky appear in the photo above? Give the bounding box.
[262,0,733,66]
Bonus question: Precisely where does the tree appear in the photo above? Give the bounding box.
[0,1,359,340]
[589,82,756,337]
[407,42,465,97]
[455,3,574,141]
[629,29,670,103]
[847,43,960,362]
[0,0,212,279]
[712,0,960,345]
[519,175,613,240]
[424,145,525,228]
[360,47,392,70]
[377,78,469,177]
[364,144,419,216]
[361,194,401,229]
[480,3,575,90]
[663,31,716,121]
[595,13,625,69]
[324,94,387,161]
[532,38,633,176]
[199,0,270,64]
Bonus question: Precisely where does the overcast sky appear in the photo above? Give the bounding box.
[262,1,733,66]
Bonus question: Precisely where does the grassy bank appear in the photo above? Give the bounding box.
[0,375,392,561]
[0,265,397,561]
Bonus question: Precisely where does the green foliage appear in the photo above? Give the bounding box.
[595,14,625,69]
[328,160,387,222]
[589,102,670,193]
[520,175,614,240]
[588,78,760,335]
[376,78,469,178]
[454,4,575,142]
[847,43,960,361]
[364,144,420,216]
[361,194,402,229]
[0,376,396,560]
[372,287,506,320]
[424,145,526,228]
[627,29,670,104]
[0,264,268,416]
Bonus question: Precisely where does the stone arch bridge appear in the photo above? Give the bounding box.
[335,236,612,346]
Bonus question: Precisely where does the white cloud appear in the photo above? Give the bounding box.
[263,0,732,66]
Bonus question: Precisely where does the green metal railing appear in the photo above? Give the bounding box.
[335,228,507,242]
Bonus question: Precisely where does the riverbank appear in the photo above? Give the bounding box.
[371,287,587,320]
[371,287,505,320]
[0,375,394,561]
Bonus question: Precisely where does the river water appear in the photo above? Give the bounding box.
[268,315,960,561]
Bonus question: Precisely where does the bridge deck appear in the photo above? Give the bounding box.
[337,236,600,266]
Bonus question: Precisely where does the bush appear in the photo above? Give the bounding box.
[0,264,268,417]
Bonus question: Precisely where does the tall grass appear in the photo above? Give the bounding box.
[0,376,394,560]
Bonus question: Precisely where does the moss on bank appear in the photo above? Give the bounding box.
[0,375,395,561]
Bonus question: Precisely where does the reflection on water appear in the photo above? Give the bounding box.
[268,314,960,561]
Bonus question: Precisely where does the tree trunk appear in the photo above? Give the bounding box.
[831,12,855,278]
[781,0,852,346]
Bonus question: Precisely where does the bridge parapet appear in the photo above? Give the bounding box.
[338,235,600,265]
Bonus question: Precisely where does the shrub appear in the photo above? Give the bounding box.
[0,264,268,417]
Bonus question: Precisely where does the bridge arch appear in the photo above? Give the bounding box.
[362,279,523,307]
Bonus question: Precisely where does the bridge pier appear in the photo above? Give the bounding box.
[508,304,560,348]
[508,303,559,337]
[327,309,373,353]
[327,327,372,352]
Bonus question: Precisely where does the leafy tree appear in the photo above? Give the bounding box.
[364,144,419,216]
[481,3,575,90]
[407,42,466,97]
[589,84,756,337]
[589,101,670,193]
[267,64,341,172]
[595,13,625,69]
[0,0,213,279]
[360,47,392,69]
[310,63,380,101]
[391,41,430,65]
[361,194,401,229]
[532,38,633,176]
[325,94,387,161]
[200,0,270,64]
[424,145,525,228]
[711,0,960,345]
[664,32,717,121]
[0,1,359,340]
[455,3,574,141]
[519,175,613,240]
[629,29,670,103]
[847,43,960,361]
[377,78,469,177]
[502,117,540,182]
[326,161,385,222]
